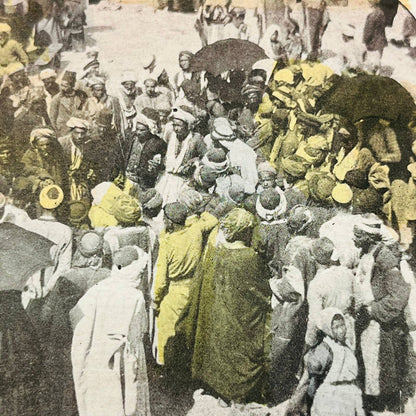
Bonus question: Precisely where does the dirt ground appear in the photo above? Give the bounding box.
[59,1,416,95]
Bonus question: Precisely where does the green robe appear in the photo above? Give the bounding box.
[191,234,271,403]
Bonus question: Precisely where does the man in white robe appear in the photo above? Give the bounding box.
[71,246,151,416]
[156,108,206,204]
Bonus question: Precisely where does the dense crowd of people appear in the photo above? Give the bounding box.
[1,1,416,416]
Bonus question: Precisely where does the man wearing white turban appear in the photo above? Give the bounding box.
[71,246,151,416]
[0,22,28,76]
[59,118,95,200]
[156,107,206,204]
[353,218,409,413]
[125,113,167,189]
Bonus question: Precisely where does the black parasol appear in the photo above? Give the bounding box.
[190,39,268,76]
[316,74,416,126]
[0,222,54,291]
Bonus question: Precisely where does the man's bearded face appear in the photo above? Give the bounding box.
[173,119,189,140]
[92,85,106,100]
[144,80,157,97]
[43,76,56,90]
[135,123,149,141]
[71,128,88,147]
[0,148,12,165]
[60,80,74,95]
[122,81,136,95]
[36,137,52,158]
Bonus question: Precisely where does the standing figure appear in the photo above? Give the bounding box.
[71,246,151,416]
[118,71,139,137]
[0,290,42,416]
[62,0,86,52]
[49,71,87,137]
[153,202,218,365]
[363,2,388,74]
[223,7,251,40]
[39,69,60,112]
[58,117,95,200]
[156,108,206,204]
[173,51,202,99]
[194,0,230,46]
[353,219,410,413]
[0,23,29,77]
[83,77,121,132]
[192,208,271,403]
[125,113,167,190]
[301,0,329,60]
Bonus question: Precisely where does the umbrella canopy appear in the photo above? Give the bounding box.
[316,74,416,126]
[0,222,54,291]
[190,39,268,76]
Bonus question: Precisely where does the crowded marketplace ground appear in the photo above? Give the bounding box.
[2,0,416,415]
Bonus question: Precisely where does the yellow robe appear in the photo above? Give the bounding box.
[154,212,218,364]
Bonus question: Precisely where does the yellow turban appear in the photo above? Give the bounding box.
[220,208,255,242]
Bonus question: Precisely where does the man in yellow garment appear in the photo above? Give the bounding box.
[153,201,218,365]
[0,23,28,77]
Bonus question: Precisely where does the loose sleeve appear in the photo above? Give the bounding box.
[306,279,324,346]
[153,234,169,308]
[12,40,29,65]
[21,149,52,178]
[70,286,98,416]
[49,95,59,130]
[306,342,333,377]
[196,211,219,233]
[382,128,401,163]
[369,266,410,323]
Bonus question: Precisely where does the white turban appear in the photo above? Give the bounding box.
[40,69,57,80]
[30,127,56,144]
[66,117,90,130]
[171,107,195,126]
[120,71,138,84]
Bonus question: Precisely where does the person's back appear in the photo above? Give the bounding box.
[154,204,218,364]
[71,246,150,416]
[193,208,271,403]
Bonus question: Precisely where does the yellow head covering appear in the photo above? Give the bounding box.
[220,208,255,242]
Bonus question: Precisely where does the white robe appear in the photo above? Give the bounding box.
[156,127,193,205]
[71,268,150,416]
[220,139,258,195]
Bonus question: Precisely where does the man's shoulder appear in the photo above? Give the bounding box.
[6,39,20,48]
[58,134,72,148]
[51,92,63,102]
[148,134,166,145]
[367,7,385,21]
[75,89,87,101]
[374,244,400,269]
